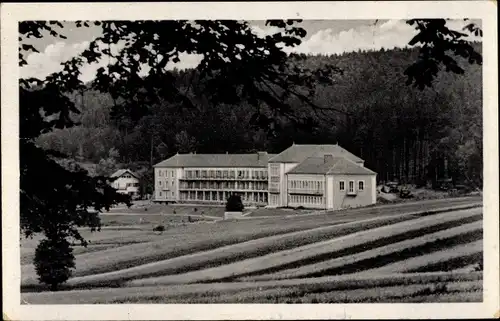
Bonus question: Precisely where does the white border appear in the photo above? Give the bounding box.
[1,1,498,320]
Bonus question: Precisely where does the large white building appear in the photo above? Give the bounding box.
[153,152,274,206]
[154,144,377,209]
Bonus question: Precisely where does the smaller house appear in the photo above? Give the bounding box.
[110,169,140,198]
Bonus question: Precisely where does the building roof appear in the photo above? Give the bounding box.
[269,144,363,163]
[287,156,376,175]
[110,169,139,179]
[154,152,276,168]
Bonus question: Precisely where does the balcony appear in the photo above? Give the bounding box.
[288,188,324,195]
[180,176,268,181]
[179,186,268,192]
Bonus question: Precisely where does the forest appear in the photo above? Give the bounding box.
[36,44,482,191]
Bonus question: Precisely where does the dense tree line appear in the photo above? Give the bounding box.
[37,44,482,188]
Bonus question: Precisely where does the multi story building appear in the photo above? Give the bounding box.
[153,152,274,206]
[154,144,377,210]
[268,144,377,209]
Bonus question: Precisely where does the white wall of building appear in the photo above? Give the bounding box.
[286,173,326,209]
[330,174,376,210]
[326,175,334,209]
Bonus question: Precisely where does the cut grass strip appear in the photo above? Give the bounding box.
[244,220,482,281]
[363,240,483,274]
[21,201,482,288]
[127,208,481,286]
[240,215,482,279]
[152,280,482,304]
[391,290,483,302]
[408,252,483,273]
[21,271,481,304]
[22,216,362,286]
[59,216,413,289]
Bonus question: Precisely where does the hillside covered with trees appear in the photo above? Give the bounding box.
[36,44,482,190]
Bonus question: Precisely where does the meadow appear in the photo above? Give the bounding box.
[21,196,483,303]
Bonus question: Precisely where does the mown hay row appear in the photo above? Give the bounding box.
[21,216,360,286]
[156,280,482,304]
[60,215,412,288]
[244,220,482,281]
[363,240,483,274]
[21,271,481,304]
[126,208,481,286]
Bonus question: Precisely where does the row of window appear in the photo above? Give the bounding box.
[184,169,268,180]
[115,182,139,189]
[179,191,268,202]
[270,164,280,176]
[180,181,267,190]
[270,194,280,205]
[289,195,323,205]
[289,180,323,191]
[121,174,134,179]
[158,191,175,198]
[158,180,175,187]
[339,180,364,193]
[269,183,280,192]
[158,170,176,178]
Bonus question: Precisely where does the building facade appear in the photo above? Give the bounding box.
[153,152,274,206]
[268,144,377,210]
[110,169,140,197]
[154,144,377,209]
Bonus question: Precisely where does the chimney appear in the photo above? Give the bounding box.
[324,154,333,164]
[257,151,267,161]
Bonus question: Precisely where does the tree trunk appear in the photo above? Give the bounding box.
[50,283,58,291]
[150,135,154,167]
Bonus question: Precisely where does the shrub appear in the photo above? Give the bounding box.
[33,238,75,291]
[226,194,244,212]
[153,225,165,234]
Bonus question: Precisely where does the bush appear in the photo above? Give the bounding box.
[33,238,75,291]
[153,225,165,233]
[226,194,244,212]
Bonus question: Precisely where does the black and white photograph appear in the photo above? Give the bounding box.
[2,1,498,320]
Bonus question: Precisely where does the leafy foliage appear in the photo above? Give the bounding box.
[226,194,245,212]
[33,238,74,291]
[405,19,482,89]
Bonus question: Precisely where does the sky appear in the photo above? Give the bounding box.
[20,19,481,82]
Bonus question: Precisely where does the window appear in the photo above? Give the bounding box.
[171,192,174,197]
[159,181,162,186]
[358,180,365,191]
[172,171,175,178]
[348,180,355,193]
[339,181,345,191]
[159,171,163,177]
[159,191,163,197]
[171,181,174,186]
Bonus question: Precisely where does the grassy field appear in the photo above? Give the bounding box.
[21,197,483,303]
